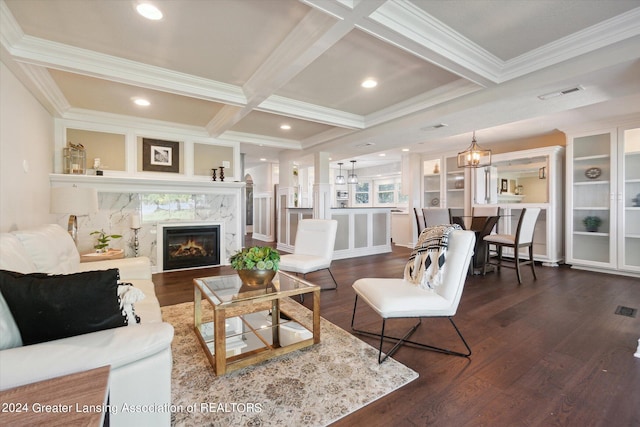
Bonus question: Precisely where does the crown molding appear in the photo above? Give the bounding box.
[258,95,363,129]
[220,131,302,150]
[300,127,356,150]
[17,62,70,115]
[364,79,481,128]
[61,108,211,139]
[0,0,22,48]
[1,3,247,106]
[502,7,640,81]
[368,1,503,85]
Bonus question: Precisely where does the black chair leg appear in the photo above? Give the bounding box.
[529,244,537,280]
[351,296,471,363]
[324,268,338,290]
[515,248,522,284]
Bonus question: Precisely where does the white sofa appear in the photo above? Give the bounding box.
[0,224,174,426]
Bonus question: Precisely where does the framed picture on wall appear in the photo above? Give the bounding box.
[500,178,508,193]
[143,138,179,173]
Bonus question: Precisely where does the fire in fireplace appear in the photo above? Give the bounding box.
[162,225,221,271]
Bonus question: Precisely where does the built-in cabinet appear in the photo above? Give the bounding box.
[473,146,565,266]
[566,124,640,276]
[423,154,466,217]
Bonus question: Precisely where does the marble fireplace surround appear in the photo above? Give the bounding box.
[50,174,245,273]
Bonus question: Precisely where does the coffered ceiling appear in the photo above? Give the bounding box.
[2,0,640,169]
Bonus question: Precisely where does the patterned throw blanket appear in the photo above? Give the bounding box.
[404,224,462,290]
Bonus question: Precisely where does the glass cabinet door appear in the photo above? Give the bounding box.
[423,158,442,207]
[445,156,464,216]
[570,132,615,267]
[621,127,640,271]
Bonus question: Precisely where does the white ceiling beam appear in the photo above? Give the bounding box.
[207,0,388,137]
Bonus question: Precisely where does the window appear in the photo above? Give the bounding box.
[374,178,408,207]
[141,193,196,221]
[354,182,370,205]
[377,183,395,204]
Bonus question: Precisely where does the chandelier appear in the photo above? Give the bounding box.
[347,160,358,184]
[457,131,491,168]
[335,162,346,185]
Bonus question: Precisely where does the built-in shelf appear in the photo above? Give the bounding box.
[50,173,244,194]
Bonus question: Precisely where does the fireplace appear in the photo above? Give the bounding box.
[162,224,221,271]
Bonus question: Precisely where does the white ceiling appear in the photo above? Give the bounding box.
[2,0,640,170]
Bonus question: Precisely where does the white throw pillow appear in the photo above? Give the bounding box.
[0,291,22,350]
[14,224,80,274]
[0,233,37,274]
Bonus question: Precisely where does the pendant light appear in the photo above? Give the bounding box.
[457,131,491,168]
[335,162,346,185]
[347,160,358,184]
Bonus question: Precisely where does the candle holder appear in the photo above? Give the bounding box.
[131,227,140,257]
[211,168,217,181]
[219,166,225,182]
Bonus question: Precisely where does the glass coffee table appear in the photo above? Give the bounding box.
[193,270,320,375]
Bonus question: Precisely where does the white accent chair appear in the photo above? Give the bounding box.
[279,219,339,289]
[351,230,476,363]
[483,208,541,284]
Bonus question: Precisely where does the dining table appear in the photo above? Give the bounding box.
[451,215,500,274]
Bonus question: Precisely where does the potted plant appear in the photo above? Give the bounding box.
[90,229,123,253]
[583,216,602,232]
[230,246,280,286]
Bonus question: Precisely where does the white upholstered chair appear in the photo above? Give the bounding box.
[472,205,500,217]
[422,208,451,228]
[279,219,339,289]
[351,230,476,363]
[483,208,541,284]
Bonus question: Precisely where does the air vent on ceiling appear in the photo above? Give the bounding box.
[421,123,448,131]
[356,142,376,148]
[538,85,585,100]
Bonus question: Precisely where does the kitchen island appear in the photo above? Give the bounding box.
[277,207,391,259]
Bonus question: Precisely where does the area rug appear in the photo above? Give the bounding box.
[161,299,418,426]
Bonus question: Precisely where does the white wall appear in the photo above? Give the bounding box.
[0,61,54,232]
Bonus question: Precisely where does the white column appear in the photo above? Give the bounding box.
[313,152,331,219]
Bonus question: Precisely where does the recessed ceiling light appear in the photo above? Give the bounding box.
[379,153,386,157]
[260,158,267,162]
[361,79,377,89]
[280,124,291,130]
[133,98,150,106]
[402,148,410,152]
[136,3,163,20]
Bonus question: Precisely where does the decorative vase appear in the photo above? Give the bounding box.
[586,225,599,232]
[237,269,276,286]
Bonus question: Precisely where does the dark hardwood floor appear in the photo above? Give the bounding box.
[153,235,640,426]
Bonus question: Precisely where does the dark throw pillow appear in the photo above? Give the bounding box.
[0,269,127,345]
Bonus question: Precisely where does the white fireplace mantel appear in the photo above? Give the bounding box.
[50,173,245,194]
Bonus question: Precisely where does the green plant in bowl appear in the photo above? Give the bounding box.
[90,229,122,252]
[230,246,280,286]
[230,246,280,271]
[582,216,602,232]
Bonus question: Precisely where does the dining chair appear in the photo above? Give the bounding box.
[482,208,541,284]
[413,208,426,235]
[472,206,500,217]
[278,219,339,289]
[422,208,451,227]
[351,229,476,363]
